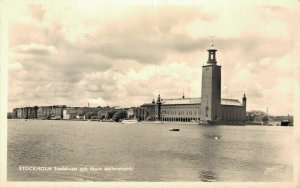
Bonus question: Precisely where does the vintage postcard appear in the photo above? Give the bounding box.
[0,0,299,187]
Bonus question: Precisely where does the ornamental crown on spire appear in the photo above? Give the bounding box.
[207,36,217,64]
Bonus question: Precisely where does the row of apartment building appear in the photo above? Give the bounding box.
[13,105,66,119]
[12,106,135,120]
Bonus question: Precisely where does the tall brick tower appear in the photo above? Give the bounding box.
[200,40,221,123]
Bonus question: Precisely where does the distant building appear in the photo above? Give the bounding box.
[138,43,247,124]
[37,105,66,119]
[127,107,135,118]
[63,107,99,119]
[63,107,84,119]
[13,106,38,119]
[13,106,66,119]
[76,115,86,120]
[97,106,124,119]
[81,107,99,119]
[7,112,13,119]
[97,107,111,119]
[12,105,131,120]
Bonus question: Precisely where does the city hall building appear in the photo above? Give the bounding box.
[138,43,247,124]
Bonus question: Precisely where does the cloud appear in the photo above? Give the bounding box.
[27,4,45,22]
[14,43,57,55]
[8,62,23,70]
[116,62,202,107]
[7,1,297,115]
[77,6,215,64]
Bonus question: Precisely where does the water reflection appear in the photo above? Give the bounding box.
[203,134,222,140]
[199,170,218,182]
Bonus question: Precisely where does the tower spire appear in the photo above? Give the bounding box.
[207,36,217,64]
[243,92,247,107]
[209,35,215,47]
[157,94,161,104]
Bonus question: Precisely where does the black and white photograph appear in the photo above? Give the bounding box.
[0,0,299,187]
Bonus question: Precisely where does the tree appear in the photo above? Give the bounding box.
[85,111,97,119]
[100,115,106,120]
[107,111,117,119]
[112,110,128,122]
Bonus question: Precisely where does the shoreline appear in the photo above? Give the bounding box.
[7,119,291,127]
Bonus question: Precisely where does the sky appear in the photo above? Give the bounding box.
[6,0,300,115]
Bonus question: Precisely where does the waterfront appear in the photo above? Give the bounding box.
[7,119,293,181]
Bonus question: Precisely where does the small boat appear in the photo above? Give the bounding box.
[121,119,138,124]
[281,120,293,126]
[169,128,180,131]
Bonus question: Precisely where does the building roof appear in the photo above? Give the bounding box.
[141,97,243,106]
[221,98,243,106]
[141,103,156,107]
[162,97,201,105]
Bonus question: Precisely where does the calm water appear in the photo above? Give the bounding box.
[7,119,293,181]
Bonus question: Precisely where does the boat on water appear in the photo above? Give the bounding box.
[121,119,138,124]
[281,120,293,126]
[169,128,180,131]
[49,117,60,120]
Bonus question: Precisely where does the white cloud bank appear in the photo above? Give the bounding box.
[7,0,299,115]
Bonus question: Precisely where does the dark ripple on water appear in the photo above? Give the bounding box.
[199,170,218,182]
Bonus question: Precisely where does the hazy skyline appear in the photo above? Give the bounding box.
[7,0,299,115]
